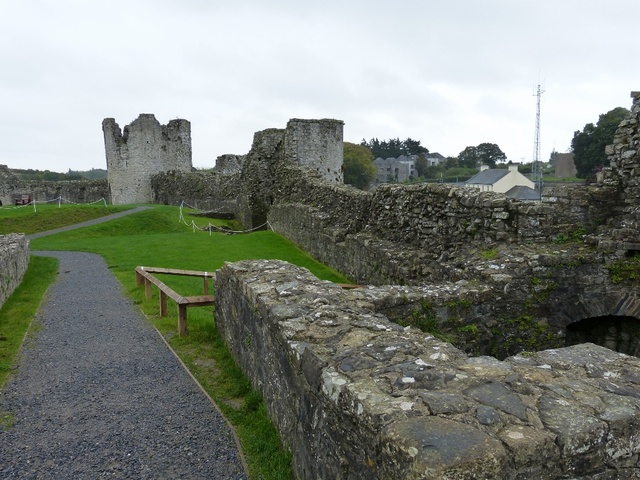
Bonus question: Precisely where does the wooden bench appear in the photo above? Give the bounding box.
[135,266,215,336]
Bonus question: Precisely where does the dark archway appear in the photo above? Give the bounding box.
[566,315,640,357]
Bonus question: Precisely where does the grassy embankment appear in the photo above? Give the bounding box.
[0,202,133,235]
[0,203,348,479]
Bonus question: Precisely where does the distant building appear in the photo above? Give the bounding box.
[373,155,418,183]
[426,152,446,166]
[373,152,445,184]
[465,164,539,200]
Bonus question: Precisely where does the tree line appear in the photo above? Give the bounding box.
[571,107,628,179]
[345,104,629,189]
[11,168,107,181]
[345,138,508,189]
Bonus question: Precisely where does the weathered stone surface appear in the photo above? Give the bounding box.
[0,165,23,206]
[215,259,640,479]
[0,234,29,309]
[284,118,344,184]
[464,380,528,421]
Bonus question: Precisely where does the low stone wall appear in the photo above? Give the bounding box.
[215,260,640,479]
[151,170,240,213]
[0,234,30,309]
[268,172,618,286]
[0,165,109,206]
[24,179,110,204]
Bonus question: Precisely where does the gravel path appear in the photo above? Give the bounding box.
[0,250,247,479]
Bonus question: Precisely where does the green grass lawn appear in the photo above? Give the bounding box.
[0,256,59,388]
[0,203,133,235]
[2,204,349,479]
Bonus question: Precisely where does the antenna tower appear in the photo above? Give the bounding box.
[532,83,545,193]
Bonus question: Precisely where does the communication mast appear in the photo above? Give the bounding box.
[532,83,545,194]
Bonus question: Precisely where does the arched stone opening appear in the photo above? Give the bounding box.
[565,315,640,357]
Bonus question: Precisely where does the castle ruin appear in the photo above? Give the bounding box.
[152,93,640,478]
[102,114,192,205]
[284,118,344,183]
[3,94,640,478]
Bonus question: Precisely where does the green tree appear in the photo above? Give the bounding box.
[444,156,459,169]
[571,107,629,178]
[343,142,376,190]
[414,154,429,178]
[458,146,480,168]
[458,143,506,169]
[360,137,428,158]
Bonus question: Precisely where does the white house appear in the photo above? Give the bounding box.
[465,164,539,200]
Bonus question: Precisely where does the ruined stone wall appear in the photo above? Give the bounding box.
[24,179,109,204]
[103,114,192,205]
[284,119,344,183]
[554,152,577,178]
[0,234,29,309]
[0,165,21,206]
[269,169,616,286]
[236,128,286,229]
[215,259,640,480]
[147,118,341,226]
[0,164,109,206]
[151,171,240,213]
[600,91,640,252]
[214,154,244,175]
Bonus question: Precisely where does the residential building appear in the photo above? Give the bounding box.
[426,152,445,166]
[373,153,449,184]
[373,155,418,183]
[465,164,539,200]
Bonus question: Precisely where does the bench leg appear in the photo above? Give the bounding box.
[178,305,188,336]
[160,291,168,317]
[144,278,153,299]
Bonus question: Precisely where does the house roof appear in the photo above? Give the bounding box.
[465,169,509,185]
[505,185,541,201]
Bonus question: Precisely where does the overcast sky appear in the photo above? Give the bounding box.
[1,0,638,172]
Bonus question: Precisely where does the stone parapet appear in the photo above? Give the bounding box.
[0,234,30,309]
[215,259,640,479]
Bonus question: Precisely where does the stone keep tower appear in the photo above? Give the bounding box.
[103,114,192,205]
[284,118,344,183]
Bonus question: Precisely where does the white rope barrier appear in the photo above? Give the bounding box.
[3,196,109,209]
[179,200,271,235]
[4,197,267,236]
